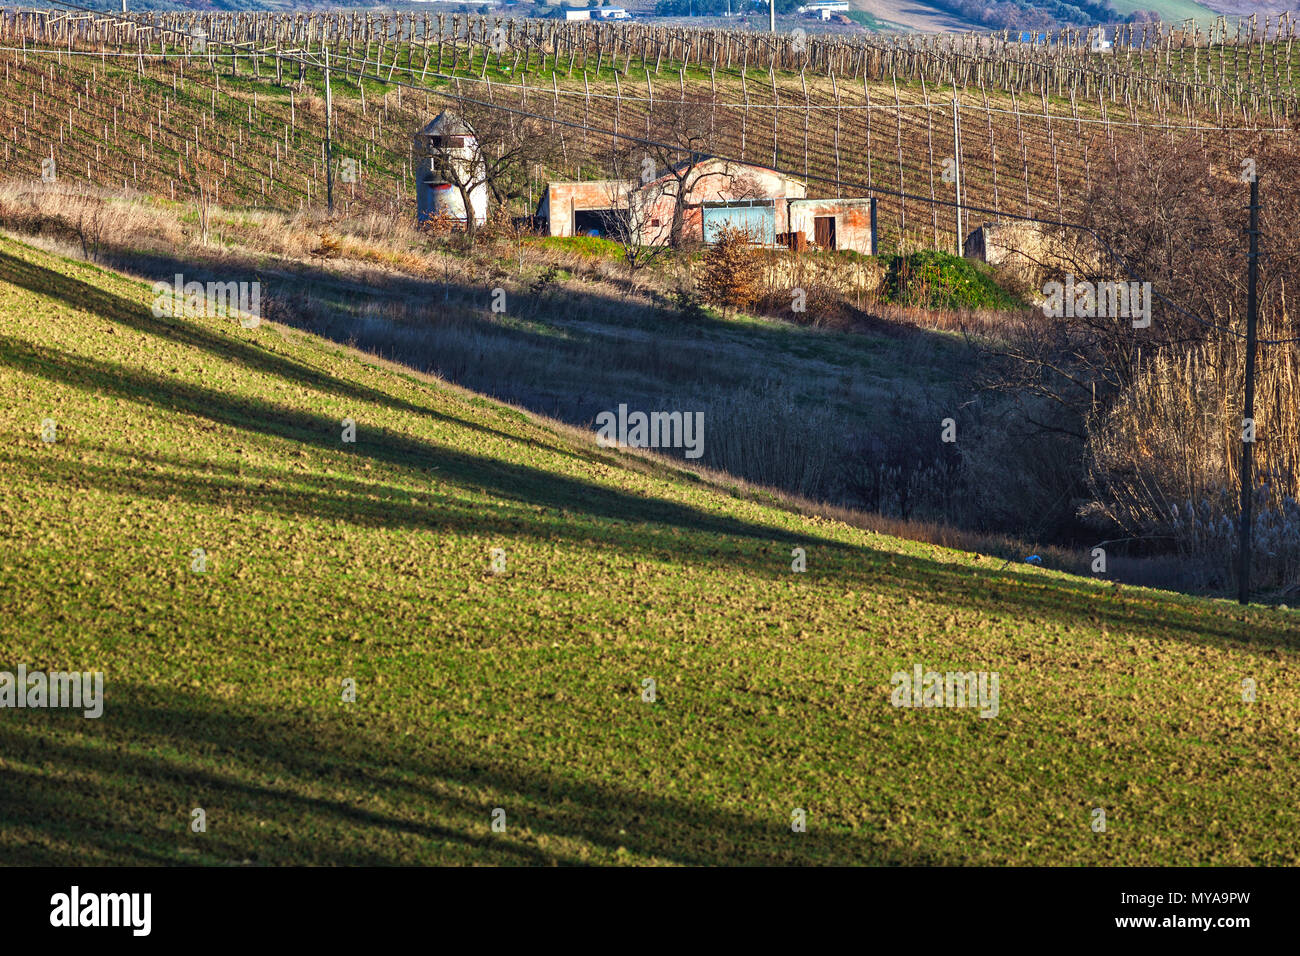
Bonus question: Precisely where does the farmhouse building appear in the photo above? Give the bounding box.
[536,158,877,252]
[788,198,875,254]
[561,2,629,15]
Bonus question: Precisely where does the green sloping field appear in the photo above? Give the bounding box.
[1106,0,1219,26]
[0,234,1296,865]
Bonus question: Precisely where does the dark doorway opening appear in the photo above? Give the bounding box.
[814,216,837,250]
[572,209,625,238]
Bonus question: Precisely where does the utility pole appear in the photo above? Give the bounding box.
[952,95,964,255]
[1238,175,1260,605]
[869,196,878,256]
[324,47,334,216]
[769,0,775,33]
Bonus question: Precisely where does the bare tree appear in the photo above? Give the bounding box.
[183,152,216,247]
[73,194,105,263]
[602,178,672,277]
[978,132,1300,577]
[617,93,754,249]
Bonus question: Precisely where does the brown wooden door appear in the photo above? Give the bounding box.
[814,216,836,250]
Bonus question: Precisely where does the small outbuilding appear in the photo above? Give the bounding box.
[788,198,876,252]
[413,111,488,227]
[1090,28,1114,53]
[537,159,882,253]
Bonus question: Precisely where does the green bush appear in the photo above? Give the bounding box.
[532,235,625,260]
[879,250,1022,310]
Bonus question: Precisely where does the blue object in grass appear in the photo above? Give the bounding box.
[1024,555,1043,565]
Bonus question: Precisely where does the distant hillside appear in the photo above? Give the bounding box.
[862,0,1217,31]
[1108,0,1221,25]
[81,0,1222,30]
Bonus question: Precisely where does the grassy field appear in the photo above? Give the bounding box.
[1,233,1298,865]
[1106,0,1219,26]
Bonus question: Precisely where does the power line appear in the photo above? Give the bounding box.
[12,43,1287,135]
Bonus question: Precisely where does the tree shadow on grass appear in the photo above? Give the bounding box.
[0,247,588,465]
[4,247,1298,657]
[0,330,812,557]
[9,435,1299,659]
[0,682,921,866]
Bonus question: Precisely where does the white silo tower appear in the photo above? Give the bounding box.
[413,111,489,227]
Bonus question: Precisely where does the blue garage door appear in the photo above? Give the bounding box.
[702,203,776,245]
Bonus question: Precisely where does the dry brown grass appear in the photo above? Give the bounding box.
[1086,337,1300,591]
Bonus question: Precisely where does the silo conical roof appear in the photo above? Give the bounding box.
[418,111,475,139]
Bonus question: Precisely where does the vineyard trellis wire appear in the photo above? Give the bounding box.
[9,4,1300,119]
[11,0,1292,351]
[6,2,1290,244]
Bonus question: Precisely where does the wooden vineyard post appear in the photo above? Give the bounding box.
[771,67,779,168]
[952,92,963,254]
[645,68,653,138]
[741,49,749,160]
[800,65,809,183]
[551,69,559,134]
[1012,87,1030,216]
[893,73,905,241]
[831,70,841,198]
[922,75,938,251]
[982,81,998,216]
[612,70,621,148]
[324,46,333,215]
[1070,86,1090,193]
[863,75,873,190]
[709,63,716,135]
[1043,89,1063,217]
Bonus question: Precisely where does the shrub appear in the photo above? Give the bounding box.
[838,395,971,524]
[757,281,859,330]
[880,250,1021,310]
[312,230,342,259]
[528,264,561,297]
[533,235,625,261]
[698,388,842,500]
[1083,339,1300,591]
[698,225,764,315]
